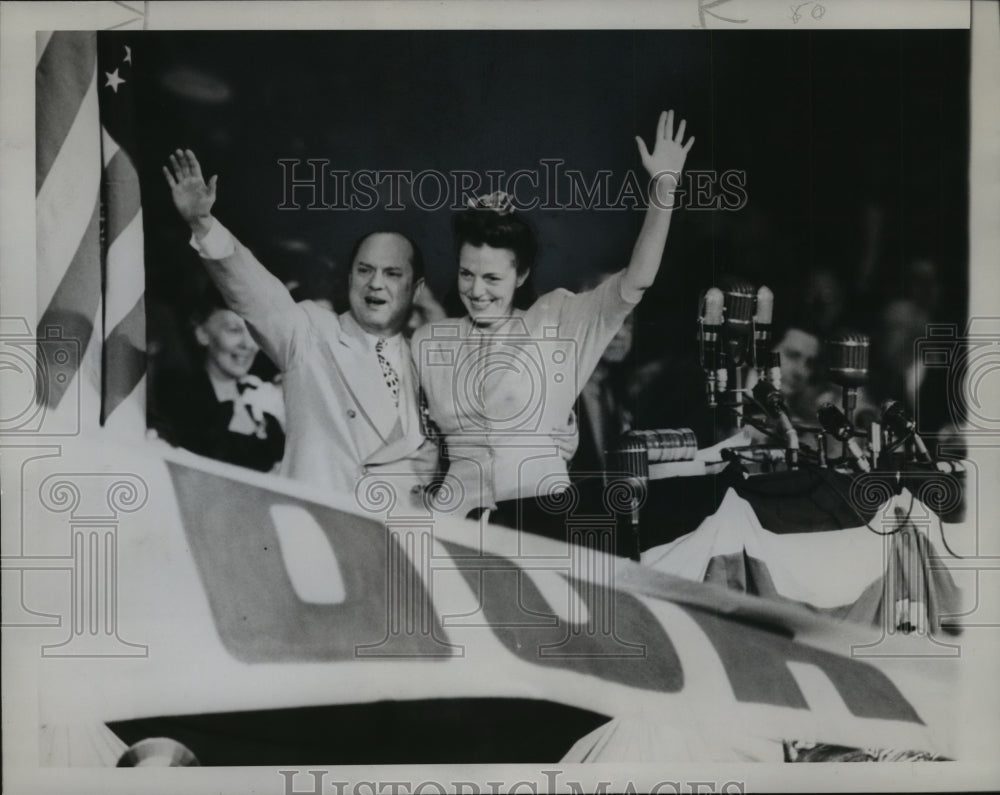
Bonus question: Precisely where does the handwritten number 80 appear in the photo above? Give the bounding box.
[791,1,826,23]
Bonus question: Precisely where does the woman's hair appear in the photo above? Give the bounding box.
[452,199,538,311]
[190,281,230,327]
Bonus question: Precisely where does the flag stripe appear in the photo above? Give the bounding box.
[35,32,97,195]
[36,32,54,66]
[36,198,102,409]
[100,126,119,165]
[104,214,145,331]
[102,147,141,247]
[36,78,101,315]
[102,297,146,420]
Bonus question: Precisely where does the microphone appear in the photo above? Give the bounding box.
[722,279,755,367]
[703,287,725,327]
[699,287,725,406]
[719,279,756,430]
[880,399,931,463]
[827,332,870,399]
[817,402,871,472]
[752,379,799,469]
[752,285,773,371]
[826,331,869,460]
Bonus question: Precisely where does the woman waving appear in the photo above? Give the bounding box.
[413,110,694,535]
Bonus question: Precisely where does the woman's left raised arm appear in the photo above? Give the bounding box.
[621,109,694,301]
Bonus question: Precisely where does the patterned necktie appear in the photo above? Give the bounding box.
[375,337,400,407]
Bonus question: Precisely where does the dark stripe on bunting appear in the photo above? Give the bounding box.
[35,31,96,194]
[97,31,146,426]
[102,147,142,243]
[102,297,146,421]
[36,197,102,408]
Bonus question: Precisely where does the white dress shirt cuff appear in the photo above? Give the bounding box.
[188,217,236,259]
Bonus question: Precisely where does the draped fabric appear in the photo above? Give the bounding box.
[27,443,959,765]
[641,463,973,633]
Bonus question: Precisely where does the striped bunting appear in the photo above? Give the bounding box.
[36,32,102,415]
[35,31,146,432]
[97,33,146,426]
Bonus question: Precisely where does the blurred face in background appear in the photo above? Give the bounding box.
[601,312,635,365]
[195,308,259,381]
[775,327,820,397]
[803,268,844,336]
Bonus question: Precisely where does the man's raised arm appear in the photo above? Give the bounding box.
[163,149,304,369]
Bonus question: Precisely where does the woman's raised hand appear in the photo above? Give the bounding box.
[635,110,694,202]
[620,110,695,297]
[163,149,218,225]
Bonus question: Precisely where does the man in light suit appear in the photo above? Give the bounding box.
[164,150,438,500]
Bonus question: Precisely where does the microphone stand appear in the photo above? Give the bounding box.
[698,317,720,409]
[723,336,750,433]
[732,366,745,430]
[841,386,858,464]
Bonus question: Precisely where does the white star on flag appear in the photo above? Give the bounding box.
[105,68,125,93]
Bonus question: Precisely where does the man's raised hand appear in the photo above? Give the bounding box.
[163,149,218,226]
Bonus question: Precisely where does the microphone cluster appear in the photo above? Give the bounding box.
[699,279,797,465]
[816,332,928,471]
[818,332,931,472]
[815,332,930,471]
[815,398,930,472]
[697,280,776,414]
[696,285,931,473]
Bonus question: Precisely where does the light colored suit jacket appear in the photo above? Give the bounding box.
[199,231,438,503]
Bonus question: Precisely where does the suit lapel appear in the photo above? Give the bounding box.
[339,313,410,441]
[321,312,390,445]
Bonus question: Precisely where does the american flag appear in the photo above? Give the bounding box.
[36,31,146,434]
